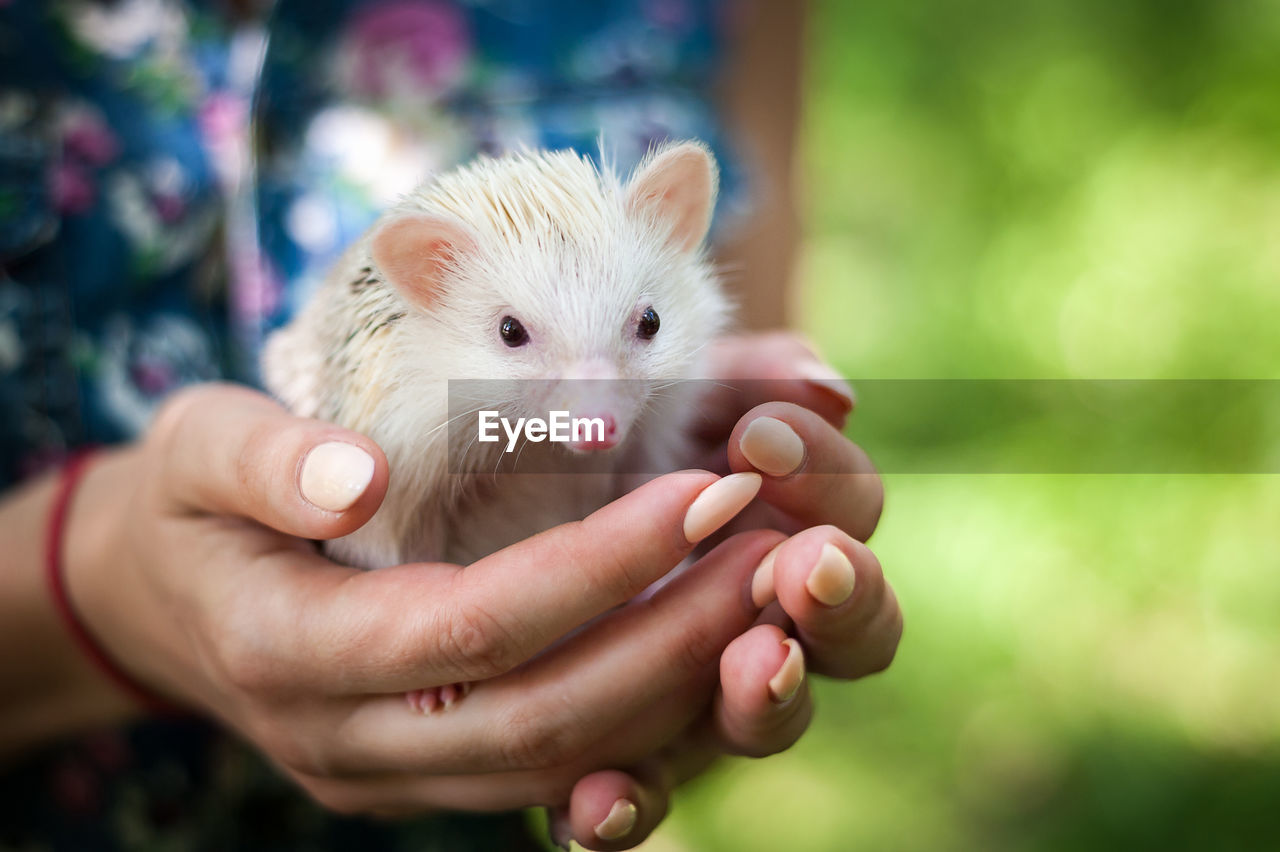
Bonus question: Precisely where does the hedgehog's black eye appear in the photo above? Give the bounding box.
[637,306,660,340]
[499,316,528,347]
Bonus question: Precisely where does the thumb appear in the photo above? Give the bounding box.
[147,383,389,540]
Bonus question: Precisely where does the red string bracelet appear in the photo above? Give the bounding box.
[45,449,180,715]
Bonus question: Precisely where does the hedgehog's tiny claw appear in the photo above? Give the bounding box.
[406,688,441,715]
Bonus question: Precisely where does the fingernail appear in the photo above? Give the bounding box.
[299,442,374,512]
[547,807,573,850]
[768,638,805,704]
[683,472,762,543]
[594,798,638,841]
[739,417,806,477]
[807,543,856,607]
[801,363,855,411]
[751,542,783,608]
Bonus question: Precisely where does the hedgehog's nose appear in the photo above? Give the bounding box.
[568,413,619,452]
[599,414,619,445]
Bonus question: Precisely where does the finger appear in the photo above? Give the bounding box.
[290,712,729,823]
[279,470,763,693]
[148,383,389,539]
[565,769,669,851]
[294,758,676,838]
[330,530,782,774]
[728,402,883,541]
[294,734,710,830]
[701,332,855,429]
[711,623,813,757]
[756,527,903,680]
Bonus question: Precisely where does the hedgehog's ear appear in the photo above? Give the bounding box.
[626,141,718,253]
[369,214,477,310]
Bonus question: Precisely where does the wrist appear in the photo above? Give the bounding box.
[62,447,184,716]
[0,456,139,757]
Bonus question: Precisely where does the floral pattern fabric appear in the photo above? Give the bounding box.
[0,0,738,847]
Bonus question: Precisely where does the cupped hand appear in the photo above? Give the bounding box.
[558,333,904,849]
[62,383,810,848]
[700,332,902,677]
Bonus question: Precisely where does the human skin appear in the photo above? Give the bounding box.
[1,7,895,845]
[0,333,897,851]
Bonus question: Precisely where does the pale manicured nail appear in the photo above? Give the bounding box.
[751,542,784,608]
[594,798,638,841]
[800,363,856,410]
[299,442,375,512]
[807,543,857,606]
[740,417,806,477]
[683,472,762,543]
[768,638,806,704]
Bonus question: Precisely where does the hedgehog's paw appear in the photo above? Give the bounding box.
[405,682,472,715]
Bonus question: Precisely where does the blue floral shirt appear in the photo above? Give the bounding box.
[0,0,739,847]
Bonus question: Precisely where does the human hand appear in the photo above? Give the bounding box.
[61,383,802,846]
[547,333,903,849]
[717,332,901,679]
[699,332,900,675]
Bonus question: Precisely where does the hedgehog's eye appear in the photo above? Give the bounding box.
[637,306,660,340]
[499,316,529,347]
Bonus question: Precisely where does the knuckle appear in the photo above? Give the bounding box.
[854,606,903,678]
[435,597,520,679]
[855,476,885,541]
[876,608,905,671]
[537,773,577,807]
[498,702,584,770]
[732,693,814,759]
[668,621,724,679]
[147,387,205,458]
[150,386,204,436]
[862,644,897,677]
[209,616,283,697]
[549,518,646,604]
[219,643,276,695]
[249,714,340,779]
[579,536,651,602]
[260,722,314,773]
[736,723,801,759]
[234,418,283,501]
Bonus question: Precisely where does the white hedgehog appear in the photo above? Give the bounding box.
[263,141,730,574]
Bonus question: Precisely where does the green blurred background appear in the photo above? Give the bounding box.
[662,0,1280,849]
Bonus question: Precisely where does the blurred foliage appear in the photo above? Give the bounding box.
[660,0,1280,849]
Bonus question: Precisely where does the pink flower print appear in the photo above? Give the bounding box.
[49,162,96,214]
[198,92,250,191]
[230,246,283,328]
[198,91,247,149]
[198,92,248,155]
[129,358,173,394]
[338,1,471,101]
[152,191,186,224]
[61,110,120,166]
[145,157,189,224]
